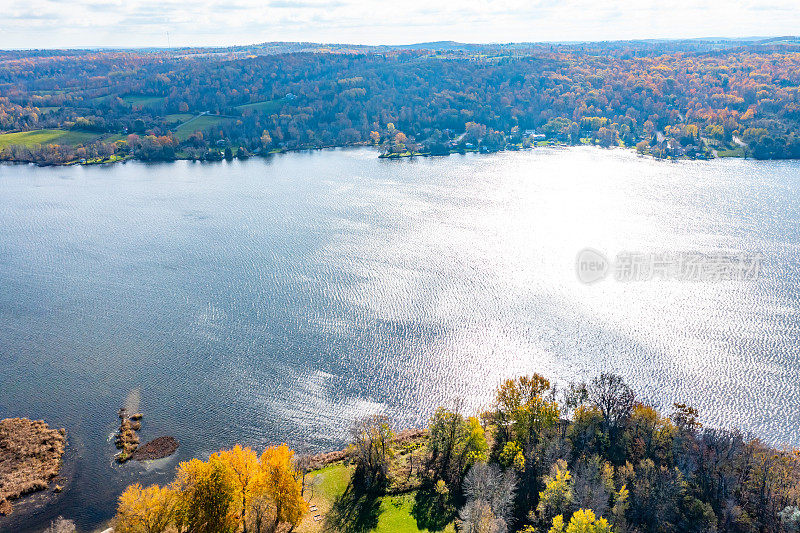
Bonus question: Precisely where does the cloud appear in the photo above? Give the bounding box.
[268,0,347,8]
[1,0,799,48]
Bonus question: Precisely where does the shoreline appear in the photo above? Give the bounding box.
[0,140,769,168]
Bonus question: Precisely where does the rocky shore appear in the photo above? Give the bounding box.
[0,418,66,516]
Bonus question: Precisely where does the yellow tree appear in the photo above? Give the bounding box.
[255,445,308,531]
[213,445,260,533]
[260,130,272,148]
[172,456,238,533]
[549,508,614,533]
[537,460,574,527]
[113,483,177,533]
[494,374,559,456]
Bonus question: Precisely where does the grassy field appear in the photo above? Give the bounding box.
[236,99,284,114]
[122,94,165,107]
[86,94,164,107]
[29,89,67,95]
[163,113,195,126]
[100,133,126,143]
[297,463,353,533]
[174,115,232,141]
[0,129,99,148]
[716,145,746,157]
[375,493,456,533]
[296,460,455,533]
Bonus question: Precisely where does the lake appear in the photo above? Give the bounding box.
[1,147,799,531]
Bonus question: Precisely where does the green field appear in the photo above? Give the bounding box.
[97,133,126,143]
[29,89,67,95]
[0,129,100,148]
[174,115,232,140]
[87,94,164,107]
[236,99,284,114]
[163,113,194,125]
[35,106,61,114]
[121,94,165,107]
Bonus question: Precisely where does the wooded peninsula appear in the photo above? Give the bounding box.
[2,39,800,165]
[109,372,800,533]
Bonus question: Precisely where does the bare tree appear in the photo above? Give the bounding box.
[457,499,507,533]
[293,454,313,497]
[350,415,394,491]
[571,456,612,518]
[588,373,635,431]
[560,381,589,418]
[462,463,518,524]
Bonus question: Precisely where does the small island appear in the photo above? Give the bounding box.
[114,408,141,463]
[131,436,179,461]
[114,408,178,463]
[0,418,66,516]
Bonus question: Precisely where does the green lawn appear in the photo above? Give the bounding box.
[236,99,284,114]
[297,463,455,533]
[0,129,99,148]
[297,463,352,533]
[173,115,232,141]
[716,146,746,157]
[375,493,456,533]
[310,463,353,501]
[35,106,61,113]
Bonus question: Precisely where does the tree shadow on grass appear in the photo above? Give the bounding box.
[411,487,456,532]
[325,483,382,533]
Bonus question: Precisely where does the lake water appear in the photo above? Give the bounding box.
[1,147,799,531]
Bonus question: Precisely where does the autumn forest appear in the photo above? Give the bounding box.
[2,38,800,164]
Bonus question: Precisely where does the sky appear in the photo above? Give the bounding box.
[2,0,799,49]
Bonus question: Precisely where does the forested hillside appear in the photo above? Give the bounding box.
[2,39,800,164]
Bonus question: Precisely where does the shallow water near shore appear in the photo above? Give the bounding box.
[1,146,799,531]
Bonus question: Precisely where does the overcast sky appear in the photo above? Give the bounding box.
[2,0,799,49]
